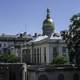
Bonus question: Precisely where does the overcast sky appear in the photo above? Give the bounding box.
[0,0,80,35]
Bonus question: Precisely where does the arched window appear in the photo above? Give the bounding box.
[73,73,79,80]
[58,74,64,80]
[38,75,48,80]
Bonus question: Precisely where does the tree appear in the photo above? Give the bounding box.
[0,53,20,63]
[60,13,80,64]
[51,55,69,64]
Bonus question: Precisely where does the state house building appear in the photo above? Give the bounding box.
[0,9,69,64]
[27,9,69,64]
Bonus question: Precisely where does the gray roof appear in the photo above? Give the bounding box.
[29,33,62,43]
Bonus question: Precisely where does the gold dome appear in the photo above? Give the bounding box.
[42,9,55,36]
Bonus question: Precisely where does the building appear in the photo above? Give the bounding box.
[27,9,69,64]
[0,9,69,64]
[0,63,27,80]
[0,32,32,63]
[27,64,80,80]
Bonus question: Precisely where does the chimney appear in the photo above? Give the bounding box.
[33,33,37,37]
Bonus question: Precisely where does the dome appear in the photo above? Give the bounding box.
[43,18,54,27]
[42,9,55,36]
[47,18,53,22]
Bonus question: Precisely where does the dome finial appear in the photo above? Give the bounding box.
[47,8,50,14]
[47,8,50,18]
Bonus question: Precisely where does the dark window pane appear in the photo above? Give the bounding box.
[44,47,46,63]
[53,47,58,58]
[37,48,39,63]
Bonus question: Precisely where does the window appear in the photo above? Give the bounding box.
[53,47,58,58]
[39,47,41,64]
[34,48,36,64]
[37,48,39,64]
[4,43,6,47]
[0,44,2,47]
[62,47,67,56]
[62,47,66,53]
[3,48,10,54]
[32,48,35,64]
[44,47,46,63]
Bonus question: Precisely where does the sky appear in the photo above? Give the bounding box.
[0,0,80,35]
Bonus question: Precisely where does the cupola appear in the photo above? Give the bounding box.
[42,8,55,36]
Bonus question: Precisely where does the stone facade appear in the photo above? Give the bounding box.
[27,64,80,80]
[28,34,69,64]
[0,63,27,80]
[0,33,32,63]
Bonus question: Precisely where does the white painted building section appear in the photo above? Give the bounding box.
[28,33,68,64]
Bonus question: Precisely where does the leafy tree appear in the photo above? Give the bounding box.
[51,55,69,64]
[60,13,80,64]
[0,53,20,63]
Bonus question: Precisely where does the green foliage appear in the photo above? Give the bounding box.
[51,55,69,64]
[0,53,20,63]
[14,45,21,48]
[60,13,80,64]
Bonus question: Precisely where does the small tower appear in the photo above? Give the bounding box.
[42,8,54,36]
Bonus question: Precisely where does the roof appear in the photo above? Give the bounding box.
[28,33,62,44]
[0,33,32,41]
[33,35,48,42]
[50,33,62,40]
[30,35,48,42]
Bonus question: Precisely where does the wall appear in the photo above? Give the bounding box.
[0,63,27,80]
[27,65,80,80]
